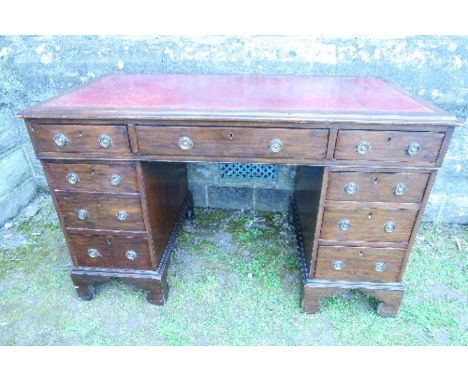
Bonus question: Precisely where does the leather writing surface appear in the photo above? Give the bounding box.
[43,74,435,113]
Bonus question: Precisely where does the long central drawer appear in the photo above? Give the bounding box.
[134,125,329,160]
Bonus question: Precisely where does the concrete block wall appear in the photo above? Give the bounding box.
[0,35,466,224]
[188,163,296,211]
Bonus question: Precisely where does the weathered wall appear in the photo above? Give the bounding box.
[0,36,466,224]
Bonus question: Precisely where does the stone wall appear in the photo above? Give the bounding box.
[0,35,466,224]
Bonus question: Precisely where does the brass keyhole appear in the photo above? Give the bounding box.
[227,132,234,140]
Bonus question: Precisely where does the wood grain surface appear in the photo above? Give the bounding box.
[326,171,430,203]
[314,246,406,282]
[334,130,445,164]
[44,162,138,193]
[135,125,329,160]
[69,233,152,270]
[56,192,145,231]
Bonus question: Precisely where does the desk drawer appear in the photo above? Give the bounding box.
[134,125,328,160]
[69,233,152,270]
[321,204,418,243]
[314,246,405,282]
[334,130,445,164]
[57,193,145,231]
[327,171,430,203]
[45,162,139,193]
[30,124,130,156]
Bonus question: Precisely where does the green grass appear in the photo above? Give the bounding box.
[0,193,467,345]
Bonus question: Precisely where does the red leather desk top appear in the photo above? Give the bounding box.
[20,74,452,123]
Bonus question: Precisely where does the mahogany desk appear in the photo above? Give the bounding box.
[19,74,459,317]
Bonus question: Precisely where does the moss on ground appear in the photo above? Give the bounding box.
[0,193,467,345]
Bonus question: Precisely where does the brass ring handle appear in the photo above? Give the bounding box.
[88,248,101,258]
[405,142,420,157]
[356,141,371,155]
[109,174,122,187]
[116,210,129,221]
[332,260,345,271]
[178,136,193,150]
[53,133,69,147]
[374,262,386,272]
[338,219,351,231]
[384,221,396,233]
[344,182,359,195]
[76,209,88,220]
[269,138,283,153]
[125,250,138,261]
[98,134,112,149]
[66,172,80,185]
[394,183,407,196]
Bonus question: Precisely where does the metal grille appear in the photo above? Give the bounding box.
[219,163,277,180]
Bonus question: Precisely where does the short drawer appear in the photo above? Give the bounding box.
[44,162,139,193]
[321,204,419,243]
[29,124,131,156]
[314,246,405,282]
[334,130,445,164]
[69,233,153,270]
[56,193,145,231]
[326,171,430,203]
[134,125,329,160]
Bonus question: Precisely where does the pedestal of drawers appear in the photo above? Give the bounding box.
[41,157,191,305]
[297,167,437,317]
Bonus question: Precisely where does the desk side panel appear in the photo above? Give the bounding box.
[294,166,326,274]
[137,162,188,268]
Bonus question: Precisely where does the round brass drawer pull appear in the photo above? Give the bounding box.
[76,209,88,220]
[394,183,407,196]
[116,210,129,221]
[178,136,193,150]
[356,140,371,155]
[332,260,345,271]
[405,141,420,157]
[338,219,351,231]
[269,138,283,153]
[344,182,359,195]
[98,134,112,148]
[88,248,101,258]
[384,221,396,233]
[109,174,122,187]
[125,250,138,261]
[66,172,80,185]
[374,262,386,272]
[53,133,69,147]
